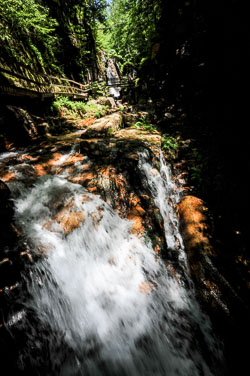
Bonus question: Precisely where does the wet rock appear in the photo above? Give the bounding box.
[0,257,21,289]
[2,106,47,145]
[122,112,140,127]
[178,196,214,263]
[77,117,96,128]
[43,194,90,236]
[83,112,123,138]
[0,258,12,287]
[0,179,13,220]
[0,180,20,248]
[178,196,222,300]
[96,96,116,108]
[178,195,249,330]
[54,210,85,235]
[80,136,167,254]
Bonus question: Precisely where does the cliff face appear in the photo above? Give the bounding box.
[0,0,103,83]
[135,3,250,373]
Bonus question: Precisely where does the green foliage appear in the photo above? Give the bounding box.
[187,150,208,187]
[52,97,108,120]
[44,0,107,80]
[190,166,203,185]
[161,134,179,158]
[106,127,114,136]
[0,0,108,80]
[132,117,156,133]
[133,122,143,129]
[135,78,140,87]
[142,124,155,132]
[96,23,112,55]
[84,101,107,115]
[52,96,87,113]
[103,0,162,75]
[0,0,58,72]
[90,81,108,97]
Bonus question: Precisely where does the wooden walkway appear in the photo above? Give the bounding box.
[0,66,90,100]
[0,66,135,101]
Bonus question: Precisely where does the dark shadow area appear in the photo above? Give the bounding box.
[131,1,250,374]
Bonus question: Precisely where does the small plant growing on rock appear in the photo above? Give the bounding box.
[133,121,155,133]
[106,128,114,136]
[161,134,178,158]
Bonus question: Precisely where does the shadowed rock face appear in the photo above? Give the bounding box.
[178,194,250,374]
[178,196,213,262]
[178,196,220,304]
[0,179,13,217]
[178,196,226,297]
[0,179,18,248]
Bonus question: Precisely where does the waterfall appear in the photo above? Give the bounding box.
[4,143,224,375]
[107,59,120,99]
[139,151,185,256]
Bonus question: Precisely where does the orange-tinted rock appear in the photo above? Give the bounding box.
[33,152,64,176]
[178,195,213,258]
[139,281,157,294]
[88,186,98,193]
[128,195,146,217]
[77,117,96,127]
[177,195,236,316]
[69,171,96,185]
[127,214,145,237]
[17,154,38,162]
[154,244,160,254]
[60,153,83,166]
[127,195,146,237]
[178,195,212,281]
[34,164,47,176]
[4,140,14,150]
[1,172,16,182]
[139,282,153,294]
[56,211,85,235]
[43,194,91,236]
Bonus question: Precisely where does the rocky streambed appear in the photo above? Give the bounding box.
[0,108,248,375]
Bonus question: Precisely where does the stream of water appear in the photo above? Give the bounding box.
[1,142,224,375]
[107,59,120,99]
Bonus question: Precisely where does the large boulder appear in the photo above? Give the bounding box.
[178,195,249,330]
[83,112,123,138]
[96,96,116,108]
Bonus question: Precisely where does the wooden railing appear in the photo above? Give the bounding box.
[0,66,90,100]
[106,77,135,87]
[0,65,135,100]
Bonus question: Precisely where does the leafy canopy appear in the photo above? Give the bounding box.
[97,0,162,75]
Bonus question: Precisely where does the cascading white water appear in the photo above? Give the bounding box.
[107,59,120,99]
[11,146,223,375]
[138,150,185,255]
